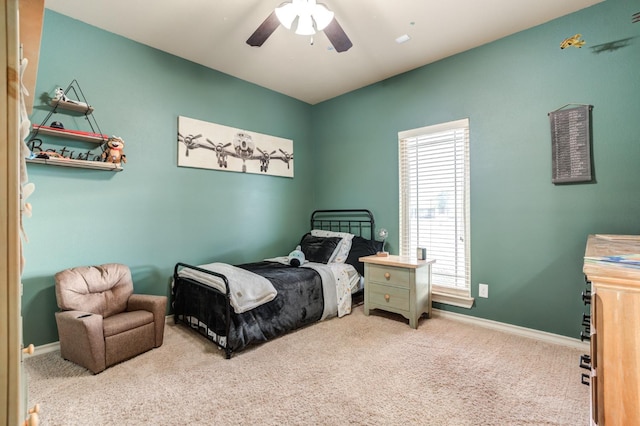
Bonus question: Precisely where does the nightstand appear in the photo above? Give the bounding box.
[360,255,434,329]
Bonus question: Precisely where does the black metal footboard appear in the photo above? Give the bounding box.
[172,262,233,359]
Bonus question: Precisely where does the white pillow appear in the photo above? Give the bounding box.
[310,229,354,264]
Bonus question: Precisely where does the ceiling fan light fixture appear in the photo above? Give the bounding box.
[276,0,335,35]
[295,13,315,35]
[250,0,350,52]
[275,3,297,29]
[312,4,334,31]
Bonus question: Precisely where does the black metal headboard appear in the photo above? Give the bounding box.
[310,209,375,240]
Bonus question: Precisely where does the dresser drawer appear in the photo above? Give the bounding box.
[368,265,410,287]
[368,282,410,311]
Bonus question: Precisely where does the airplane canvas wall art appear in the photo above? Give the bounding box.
[177,116,294,178]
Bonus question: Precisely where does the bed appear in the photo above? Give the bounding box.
[171,209,382,358]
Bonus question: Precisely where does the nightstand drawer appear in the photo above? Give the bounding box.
[368,265,410,287]
[368,282,410,311]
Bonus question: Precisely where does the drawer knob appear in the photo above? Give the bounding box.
[384,294,390,302]
[384,272,390,280]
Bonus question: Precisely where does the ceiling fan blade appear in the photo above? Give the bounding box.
[247,11,280,47]
[323,18,352,52]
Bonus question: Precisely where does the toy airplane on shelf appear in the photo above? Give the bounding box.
[52,87,91,108]
[560,34,585,49]
[178,132,293,173]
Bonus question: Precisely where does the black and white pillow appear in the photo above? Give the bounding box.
[310,229,354,264]
[299,233,342,264]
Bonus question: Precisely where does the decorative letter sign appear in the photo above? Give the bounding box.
[549,105,593,184]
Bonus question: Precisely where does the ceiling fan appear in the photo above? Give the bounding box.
[247,0,352,52]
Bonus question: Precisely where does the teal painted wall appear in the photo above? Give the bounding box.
[23,0,640,346]
[22,11,315,346]
[311,0,640,338]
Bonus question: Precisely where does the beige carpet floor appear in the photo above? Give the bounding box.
[26,305,590,425]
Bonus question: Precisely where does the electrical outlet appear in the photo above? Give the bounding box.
[479,283,489,298]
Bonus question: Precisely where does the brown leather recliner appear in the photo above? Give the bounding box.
[54,263,167,374]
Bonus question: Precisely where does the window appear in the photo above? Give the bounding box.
[398,119,472,308]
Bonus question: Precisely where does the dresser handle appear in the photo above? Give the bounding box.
[579,354,591,370]
[384,294,390,302]
[581,373,590,386]
[384,272,390,280]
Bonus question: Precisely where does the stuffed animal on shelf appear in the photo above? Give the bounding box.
[288,245,306,267]
[102,136,127,166]
[52,87,90,109]
[53,87,68,102]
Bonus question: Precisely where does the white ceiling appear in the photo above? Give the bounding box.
[44,0,603,105]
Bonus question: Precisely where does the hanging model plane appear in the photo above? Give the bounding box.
[178,131,293,173]
[560,34,585,49]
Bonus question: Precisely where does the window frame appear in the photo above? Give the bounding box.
[398,118,473,308]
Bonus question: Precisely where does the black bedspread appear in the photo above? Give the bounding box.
[173,261,324,353]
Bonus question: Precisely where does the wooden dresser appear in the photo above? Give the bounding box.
[360,255,434,329]
[583,234,640,425]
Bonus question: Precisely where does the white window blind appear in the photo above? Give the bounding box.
[399,119,470,296]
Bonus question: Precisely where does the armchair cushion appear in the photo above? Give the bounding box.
[103,311,153,338]
[55,263,133,318]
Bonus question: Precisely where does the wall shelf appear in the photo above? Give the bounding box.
[27,80,122,172]
[26,157,123,172]
[49,98,94,114]
[31,125,106,143]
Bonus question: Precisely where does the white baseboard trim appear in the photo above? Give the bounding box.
[30,315,176,357]
[432,308,590,351]
[30,341,60,356]
[31,312,589,356]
